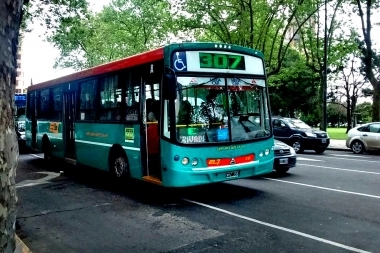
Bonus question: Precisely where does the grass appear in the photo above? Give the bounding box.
[326,127,347,140]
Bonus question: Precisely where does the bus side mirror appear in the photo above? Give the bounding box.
[163,71,177,100]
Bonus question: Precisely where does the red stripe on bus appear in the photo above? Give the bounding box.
[28,47,165,91]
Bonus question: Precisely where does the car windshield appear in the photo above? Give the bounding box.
[285,118,311,129]
[175,76,271,144]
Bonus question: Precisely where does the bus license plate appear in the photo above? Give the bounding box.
[279,158,288,164]
[226,171,239,179]
[322,138,327,143]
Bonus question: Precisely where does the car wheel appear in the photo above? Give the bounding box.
[274,167,290,174]
[350,140,365,154]
[291,138,304,154]
[314,148,326,154]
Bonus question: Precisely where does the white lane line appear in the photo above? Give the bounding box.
[182,199,370,253]
[330,154,371,158]
[297,157,324,162]
[298,163,380,175]
[263,178,380,199]
[313,156,378,163]
[29,154,43,159]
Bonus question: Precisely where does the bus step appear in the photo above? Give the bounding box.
[64,158,77,165]
[142,176,162,185]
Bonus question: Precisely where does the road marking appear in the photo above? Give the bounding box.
[263,178,380,199]
[297,157,324,162]
[29,154,43,159]
[182,199,370,253]
[314,156,379,163]
[298,163,380,175]
[16,171,61,188]
[330,154,371,158]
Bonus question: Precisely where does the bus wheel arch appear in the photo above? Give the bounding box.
[108,145,129,179]
[42,134,52,160]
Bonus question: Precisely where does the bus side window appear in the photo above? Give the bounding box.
[79,79,97,120]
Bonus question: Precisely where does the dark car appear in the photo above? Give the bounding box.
[273,139,297,174]
[272,116,330,154]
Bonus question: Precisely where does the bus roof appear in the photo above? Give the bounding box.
[28,46,165,91]
[28,42,264,92]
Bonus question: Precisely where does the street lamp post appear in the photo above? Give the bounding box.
[322,0,328,131]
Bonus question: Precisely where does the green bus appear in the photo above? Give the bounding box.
[25,42,274,187]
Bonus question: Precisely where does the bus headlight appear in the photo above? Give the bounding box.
[259,151,264,157]
[182,157,189,165]
[265,149,270,156]
[191,158,198,166]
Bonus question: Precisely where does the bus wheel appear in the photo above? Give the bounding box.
[109,152,129,179]
[42,136,52,160]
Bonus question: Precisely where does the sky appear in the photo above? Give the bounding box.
[21,0,111,85]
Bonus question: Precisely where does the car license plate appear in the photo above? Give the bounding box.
[226,171,239,179]
[279,158,288,164]
[322,138,327,143]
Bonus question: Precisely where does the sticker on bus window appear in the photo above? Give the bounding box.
[126,109,138,121]
[81,112,85,120]
[49,122,59,133]
[125,128,134,143]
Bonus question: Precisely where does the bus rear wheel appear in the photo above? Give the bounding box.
[42,136,52,160]
[109,152,129,179]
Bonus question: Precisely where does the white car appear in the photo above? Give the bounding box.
[346,122,380,154]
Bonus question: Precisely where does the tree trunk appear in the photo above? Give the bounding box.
[0,1,23,252]
[372,81,380,121]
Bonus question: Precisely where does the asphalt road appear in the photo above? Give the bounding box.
[16,150,380,253]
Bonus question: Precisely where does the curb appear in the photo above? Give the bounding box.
[15,235,32,253]
[326,147,351,151]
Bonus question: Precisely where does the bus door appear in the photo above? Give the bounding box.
[142,82,161,181]
[63,92,76,161]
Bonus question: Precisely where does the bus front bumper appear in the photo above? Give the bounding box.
[162,158,274,187]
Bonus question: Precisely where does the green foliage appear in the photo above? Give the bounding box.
[268,48,320,124]
[48,0,173,70]
[356,102,372,123]
[327,103,346,126]
[171,0,324,76]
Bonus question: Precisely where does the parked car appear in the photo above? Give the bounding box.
[272,116,330,154]
[16,121,26,151]
[273,139,297,174]
[346,122,380,154]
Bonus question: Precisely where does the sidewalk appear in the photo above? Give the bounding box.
[327,139,350,151]
[15,235,32,253]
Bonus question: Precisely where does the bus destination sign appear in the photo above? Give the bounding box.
[199,53,245,70]
[172,50,264,75]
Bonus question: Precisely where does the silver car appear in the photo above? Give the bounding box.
[346,122,380,154]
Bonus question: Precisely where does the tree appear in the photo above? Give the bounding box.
[1,1,87,252]
[328,50,368,132]
[0,1,23,252]
[352,0,380,121]
[355,101,372,123]
[172,0,324,76]
[268,48,320,122]
[48,0,174,70]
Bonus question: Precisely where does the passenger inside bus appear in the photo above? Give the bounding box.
[146,99,160,155]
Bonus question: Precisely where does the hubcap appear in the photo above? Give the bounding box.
[293,142,301,152]
[352,142,362,153]
[114,157,126,178]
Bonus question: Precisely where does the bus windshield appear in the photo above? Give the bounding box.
[176,76,271,144]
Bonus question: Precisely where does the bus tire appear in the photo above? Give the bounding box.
[109,149,129,179]
[42,135,52,160]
